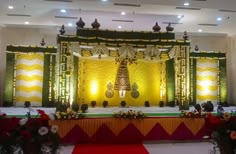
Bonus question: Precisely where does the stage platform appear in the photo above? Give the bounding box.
[1,106,236,118]
[1,106,235,144]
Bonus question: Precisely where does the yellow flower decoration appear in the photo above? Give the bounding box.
[223,112,231,121]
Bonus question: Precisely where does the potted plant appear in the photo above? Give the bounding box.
[120,101,126,107]
[103,101,108,108]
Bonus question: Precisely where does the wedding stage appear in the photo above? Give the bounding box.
[1,106,235,144]
[1,106,236,117]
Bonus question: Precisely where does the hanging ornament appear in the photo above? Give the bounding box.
[59,25,66,35]
[152,22,161,32]
[76,17,85,29]
[40,38,46,46]
[91,18,100,29]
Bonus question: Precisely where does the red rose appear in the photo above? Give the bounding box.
[187,112,193,118]
[37,109,46,115]
[230,131,236,140]
[209,115,220,124]
[1,131,10,139]
[40,114,50,120]
[20,130,31,140]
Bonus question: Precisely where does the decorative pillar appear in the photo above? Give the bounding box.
[57,42,74,105]
[189,56,197,105]
[160,61,166,102]
[174,45,190,110]
[217,58,220,103]
[13,53,17,105]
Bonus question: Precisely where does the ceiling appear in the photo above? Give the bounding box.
[0,0,236,36]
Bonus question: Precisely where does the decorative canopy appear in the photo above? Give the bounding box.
[6,45,57,53]
[58,29,190,47]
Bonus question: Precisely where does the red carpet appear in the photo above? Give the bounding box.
[72,144,149,154]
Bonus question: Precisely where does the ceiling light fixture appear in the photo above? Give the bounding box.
[184,2,190,6]
[101,0,108,1]
[121,12,126,15]
[217,17,222,21]
[198,29,202,32]
[60,9,66,13]
[177,15,183,19]
[24,21,29,25]
[8,5,14,9]
[118,25,122,29]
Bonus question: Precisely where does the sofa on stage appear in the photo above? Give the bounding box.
[49,117,208,144]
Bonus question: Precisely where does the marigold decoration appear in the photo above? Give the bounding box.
[55,107,84,120]
[223,112,231,121]
[113,110,145,119]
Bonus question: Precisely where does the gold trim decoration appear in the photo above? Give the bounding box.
[105,82,114,98]
[131,82,139,98]
[160,62,166,101]
[13,54,17,105]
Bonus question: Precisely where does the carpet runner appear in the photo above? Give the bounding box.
[72,144,149,154]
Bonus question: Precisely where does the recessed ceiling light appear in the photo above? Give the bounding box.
[217,17,222,21]
[121,12,126,15]
[177,15,183,19]
[184,2,190,6]
[118,26,122,29]
[198,29,202,32]
[101,0,108,1]
[24,21,29,25]
[8,5,14,9]
[60,9,66,13]
[68,23,73,27]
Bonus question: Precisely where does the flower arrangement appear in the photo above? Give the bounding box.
[207,111,236,154]
[180,110,205,118]
[55,107,84,120]
[113,110,145,119]
[0,109,60,154]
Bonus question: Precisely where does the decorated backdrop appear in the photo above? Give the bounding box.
[4,29,227,108]
[15,53,44,106]
[79,58,162,106]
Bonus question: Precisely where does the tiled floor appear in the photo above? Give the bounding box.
[59,142,215,154]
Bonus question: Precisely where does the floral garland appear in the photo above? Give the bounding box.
[55,108,84,120]
[180,110,205,118]
[113,110,145,119]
